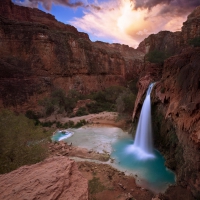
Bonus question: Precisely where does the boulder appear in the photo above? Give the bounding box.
[0,156,88,200]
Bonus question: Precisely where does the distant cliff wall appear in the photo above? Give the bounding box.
[0,0,144,112]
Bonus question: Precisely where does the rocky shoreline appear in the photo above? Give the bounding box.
[44,112,195,200]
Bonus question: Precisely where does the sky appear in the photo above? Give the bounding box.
[13,0,200,48]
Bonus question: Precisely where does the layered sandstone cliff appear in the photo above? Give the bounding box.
[152,47,200,198]
[0,156,88,200]
[132,7,200,199]
[137,6,200,55]
[0,0,144,112]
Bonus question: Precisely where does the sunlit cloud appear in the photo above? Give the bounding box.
[14,0,200,48]
[69,0,190,47]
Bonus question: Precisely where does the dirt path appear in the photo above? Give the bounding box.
[40,111,129,130]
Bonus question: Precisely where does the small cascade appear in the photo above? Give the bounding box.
[132,83,155,159]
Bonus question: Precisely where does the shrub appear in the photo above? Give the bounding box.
[56,121,62,128]
[189,37,200,47]
[75,107,89,116]
[87,102,115,114]
[68,120,74,127]
[73,119,87,128]
[25,110,40,126]
[40,121,55,127]
[145,49,167,64]
[116,89,136,114]
[86,86,126,114]
[39,88,80,116]
[0,110,51,174]
[88,177,105,194]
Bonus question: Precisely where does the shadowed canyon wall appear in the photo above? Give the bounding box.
[0,0,144,112]
[132,7,200,199]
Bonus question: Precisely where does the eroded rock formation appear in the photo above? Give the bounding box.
[0,156,88,200]
[132,7,200,199]
[153,47,200,198]
[0,0,144,112]
[137,6,200,55]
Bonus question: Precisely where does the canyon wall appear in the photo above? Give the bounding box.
[132,7,200,199]
[1,0,200,198]
[153,47,200,198]
[0,0,144,112]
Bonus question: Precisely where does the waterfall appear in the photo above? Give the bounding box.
[132,83,155,159]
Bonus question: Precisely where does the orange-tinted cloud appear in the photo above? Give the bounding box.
[70,0,197,47]
[16,0,200,47]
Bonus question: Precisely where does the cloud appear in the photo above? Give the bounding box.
[15,0,84,10]
[15,0,200,47]
[69,0,198,47]
[133,0,200,16]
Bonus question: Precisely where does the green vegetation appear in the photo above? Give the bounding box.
[39,85,137,117]
[145,49,170,64]
[88,177,105,194]
[86,85,134,115]
[160,87,166,94]
[75,107,89,116]
[39,88,81,116]
[116,89,136,114]
[39,119,87,129]
[189,36,200,47]
[0,110,51,174]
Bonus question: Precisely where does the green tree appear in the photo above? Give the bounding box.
[116,89,136,114]
[189,37,200,47]
[39,88,80,116]
[145,49,167,64]
[0,110,50,174]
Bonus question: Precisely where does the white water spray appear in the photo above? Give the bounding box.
[130,83,155,159]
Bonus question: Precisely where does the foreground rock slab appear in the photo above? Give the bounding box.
[0,156,88,200]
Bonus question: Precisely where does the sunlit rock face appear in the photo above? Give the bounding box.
[0,156,88,200]
[182,6,200,44]
[0,0,144,112]
[137,31,182,55]
[137,6,200,55]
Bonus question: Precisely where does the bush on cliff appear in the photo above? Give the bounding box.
[145,49,168,64]
[189,37,200,47]
[116,89,136,114]
[0,110,51,174]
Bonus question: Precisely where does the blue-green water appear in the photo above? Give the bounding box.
[51,127,175,193]
[52,130,74,142]
[111,137,176,193]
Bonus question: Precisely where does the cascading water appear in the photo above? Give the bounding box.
[52,82,175,193]
[127,83,155,159]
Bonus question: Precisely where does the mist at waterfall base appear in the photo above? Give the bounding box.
[112,83,175,193]
[111,137,175,193]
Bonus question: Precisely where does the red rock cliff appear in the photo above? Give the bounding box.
[132,7,200,199]
[0,0,144,112]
